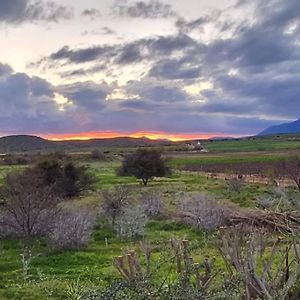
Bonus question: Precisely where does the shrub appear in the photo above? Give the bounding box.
[91,150,107,160]
[257,187,300,212]
[141,190,164,217]
[282,155,300,190]
[225,176,245,193]
[48,209,96,250]
[114,205,148,239]
[0,170,61,240]
[101,185,130,226]
[177,193,233,230]
[36,159,96,198]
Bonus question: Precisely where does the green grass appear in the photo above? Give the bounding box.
[202,138,300,152]
[0,219,219,299]
[0,165,26,184]
[169,151,288,169]
[0,152,294,299]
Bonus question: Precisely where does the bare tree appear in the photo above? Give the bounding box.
[101,185,130,226]
[283,155,300,190]
[0,170,61,241]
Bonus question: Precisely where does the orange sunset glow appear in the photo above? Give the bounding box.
[43,131,230,142]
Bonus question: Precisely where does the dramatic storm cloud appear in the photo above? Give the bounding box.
[0,0,73,24]
[0,0,299,138]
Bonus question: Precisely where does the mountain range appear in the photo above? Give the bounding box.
[259,119,300,136]
[0,135,172,153]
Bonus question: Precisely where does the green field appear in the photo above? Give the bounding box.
[0,159,272,299]
[0,138,300,299]
[202,137,300,152]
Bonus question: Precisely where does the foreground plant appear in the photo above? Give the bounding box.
[219,225,300,300]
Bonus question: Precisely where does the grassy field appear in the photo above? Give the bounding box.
[168,151,290,169]
[0,158,273,299]
[202,137,300,152]
[0,138,300,299]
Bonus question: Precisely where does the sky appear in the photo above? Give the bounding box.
[0,0,299,140]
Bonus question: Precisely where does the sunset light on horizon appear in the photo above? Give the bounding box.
[43,131,232,142]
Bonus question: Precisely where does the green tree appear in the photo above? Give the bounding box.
[118,149,169,186]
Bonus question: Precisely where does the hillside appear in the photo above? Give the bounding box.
[259,119,300,136]
[0,135,173,153]
[0,135,54,153]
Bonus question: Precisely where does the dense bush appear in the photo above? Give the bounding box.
[177,193,233,230]
[114,205,148,239]
[141,190,164,217]
[35,158,96,198]
[48,209,96,250]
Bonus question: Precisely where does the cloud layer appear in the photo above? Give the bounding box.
[0,0,300,137]
[0,0,73,24]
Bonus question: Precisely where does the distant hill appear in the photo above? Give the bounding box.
[0,135,54,153]
[259,119,300,136]
[0,135,173,153]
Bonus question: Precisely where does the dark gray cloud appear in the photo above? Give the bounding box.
[112,0,177,19]
[3,0,300,136]
[58,81,111,111]
[0,63,13,77]
[0,0,73,24]
[49,45,113,63]
[0,68,69,134]
[81,8,101,20]
[149,58,201,79]
[46,34,200,68]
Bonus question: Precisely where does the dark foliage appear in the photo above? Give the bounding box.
[118,149,170,186]
[34,158,96,198]
[91,149,107,160]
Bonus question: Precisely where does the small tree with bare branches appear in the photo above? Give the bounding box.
[283,155,300,190]
[101,185,130,226]
[0,169,61,241]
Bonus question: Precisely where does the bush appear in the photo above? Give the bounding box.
[257,187,300,212]
[91,150,107,160]
[114,205,148,239]
[225,176,245,193]
[101,185,130,226]
[177,193,233,230]
[48,209,96,250]
[141,190,164,217]
[0,170,61,240]
[34,158,96,198]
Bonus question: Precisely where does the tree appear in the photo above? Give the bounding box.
[282,155,300,190]
[0,169,61,241]
[34,158,96,198]
[101,185,129,226]
[118,149,169,186]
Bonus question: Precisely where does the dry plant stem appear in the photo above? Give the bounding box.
[140,241,151,276]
